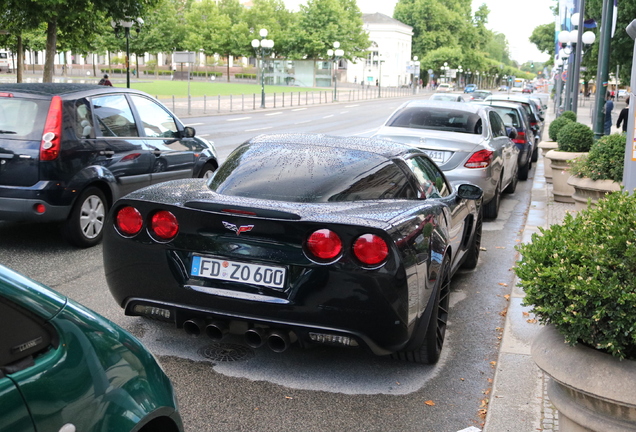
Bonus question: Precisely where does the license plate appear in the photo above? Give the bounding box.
[191,255,286,289]
[424,150,445,163]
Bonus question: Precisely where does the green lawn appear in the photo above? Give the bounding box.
[127,80,325,98]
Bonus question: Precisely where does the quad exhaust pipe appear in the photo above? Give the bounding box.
[182,318,294,352]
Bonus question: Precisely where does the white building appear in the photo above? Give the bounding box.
[346,13,413,88]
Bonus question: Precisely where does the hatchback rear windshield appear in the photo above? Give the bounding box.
[0,96,48,141]
[387,107,483,135]
[490,107,521,127]
[208,143,412,203]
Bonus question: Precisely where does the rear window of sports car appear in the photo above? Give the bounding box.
[208,144,415,202]
[387,107,483,134]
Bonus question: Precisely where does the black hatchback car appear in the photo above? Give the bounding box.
[0,83,218,247]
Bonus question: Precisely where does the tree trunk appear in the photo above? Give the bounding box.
[43,20,57,83]
[16,35,23,83]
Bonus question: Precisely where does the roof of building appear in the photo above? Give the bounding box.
[362,13,412,30]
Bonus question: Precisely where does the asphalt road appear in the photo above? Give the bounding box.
[0,92,535,432]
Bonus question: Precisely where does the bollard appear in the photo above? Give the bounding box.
[217,95,220,113]
[203,95,206,114]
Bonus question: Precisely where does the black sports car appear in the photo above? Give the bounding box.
[104,134,483,364]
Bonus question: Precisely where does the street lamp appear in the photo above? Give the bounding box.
[327,42,344,101]
[458,65,463,88]
[111,17,144,88]
[251,28,274,109]
[411,56,420,94]
[373,54,385,98]
[442,62,449,83]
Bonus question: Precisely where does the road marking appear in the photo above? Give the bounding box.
[265,112,283,116]
[198,134,210,137]
[186,122,204,126]
[245,127,273,132]
[226,117,251,122]
[340,111,349,114]
[292,108,307,111]
[351,129,378,136]
[345,104,359,108]
[295,120,311,124]
[323,115,334,119]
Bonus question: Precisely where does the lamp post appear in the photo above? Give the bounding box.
[458,65,463,88]
[373,55,385,98]
[251,28,274,109]
[593,0,615,138]
[412,56,420,94]
[111,17,144,88]
[327,42,344,101]
[442,62,449,83]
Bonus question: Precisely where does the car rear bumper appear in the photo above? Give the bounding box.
[0,181,73,222]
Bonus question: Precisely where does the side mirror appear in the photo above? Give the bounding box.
[183,126,196,138]
[506,127,518,140]
[457,184,483,201]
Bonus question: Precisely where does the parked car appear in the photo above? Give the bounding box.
[436,83,452,92]
[522,84,534,94]
[0,83,218,247]
[476,101,534,180]
[103,134,484,365]
[498,85,510,92]
[0,263,183,432]
[430,93,465,102]
[468,90,492,101]
[484,94,544,162]
[464,84,477,93]
[374,100,519,219]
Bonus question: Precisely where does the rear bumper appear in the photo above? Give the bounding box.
[0,181,73,222]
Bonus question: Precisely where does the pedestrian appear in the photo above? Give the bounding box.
[98,74,113,86]
[604,92,614,135]
[354,76,357,84]
[375,79,378,87]
[617,96,629,133]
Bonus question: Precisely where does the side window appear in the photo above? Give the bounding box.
[92,94,139,138]
[489,111,506,137]
[74,99,94,139]
[130,95,178,138]
[404,156,450,198]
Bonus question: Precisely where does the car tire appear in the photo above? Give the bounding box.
[198,162,217,179]
[62,187,108,248]
[531,144,539,163]
[483,178,501,219]
[461,211,482,270]
[518,160,530,181]
[391,256,451,364]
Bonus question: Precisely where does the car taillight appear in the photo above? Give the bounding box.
[40,95,63,161]
[513,131,527,144]
[306,229,342,260]
[464,149,494,168]
[150,210,179,240]
[121,153,142,162]
[116,206,143,236]
[353,234,389,266]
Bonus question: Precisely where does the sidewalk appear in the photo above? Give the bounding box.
[483,97,626,431]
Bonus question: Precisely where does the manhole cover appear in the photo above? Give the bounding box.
[198,343,254,362]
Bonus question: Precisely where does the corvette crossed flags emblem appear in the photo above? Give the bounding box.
[222,221,254,235]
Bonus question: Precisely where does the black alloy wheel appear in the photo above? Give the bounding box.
[461,211,483,270]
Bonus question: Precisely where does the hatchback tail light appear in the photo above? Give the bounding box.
[464,149,494,168]
[150,210,179,240]
[306,229,342,260]
[116,206,143,236]
[40,95,63,161]
[513,131,527,144]
[353,234,389,266]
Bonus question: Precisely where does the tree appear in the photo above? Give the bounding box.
[530,23,556,65]
[0,0,160,82]
[245,0,296,58]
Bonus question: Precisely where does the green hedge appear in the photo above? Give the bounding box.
[235,73,257,79]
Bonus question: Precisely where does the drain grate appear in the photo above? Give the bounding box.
[198,343,255,362]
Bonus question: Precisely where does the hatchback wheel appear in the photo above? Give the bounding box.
[198,162,217,180]
[62,187,108,248]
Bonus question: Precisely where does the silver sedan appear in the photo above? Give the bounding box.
[374,100,519,219]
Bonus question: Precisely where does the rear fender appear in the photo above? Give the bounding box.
[60,166,116,207]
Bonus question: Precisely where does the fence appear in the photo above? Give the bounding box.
[156,85,423,117]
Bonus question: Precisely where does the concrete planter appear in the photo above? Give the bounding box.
[545,150,587,203]
[532,325,636,431]
[538,141,558,183]
[566,176,622,211]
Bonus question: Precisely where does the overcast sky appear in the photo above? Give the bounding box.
[282,0,556,64]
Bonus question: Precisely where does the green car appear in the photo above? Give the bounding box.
[0,264,183,432]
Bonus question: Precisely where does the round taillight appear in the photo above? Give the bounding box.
[150,210,179,240]
[353,234,389,266]
[306,229,342,260]
[33,203,46,214]
[116,206,143,236]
